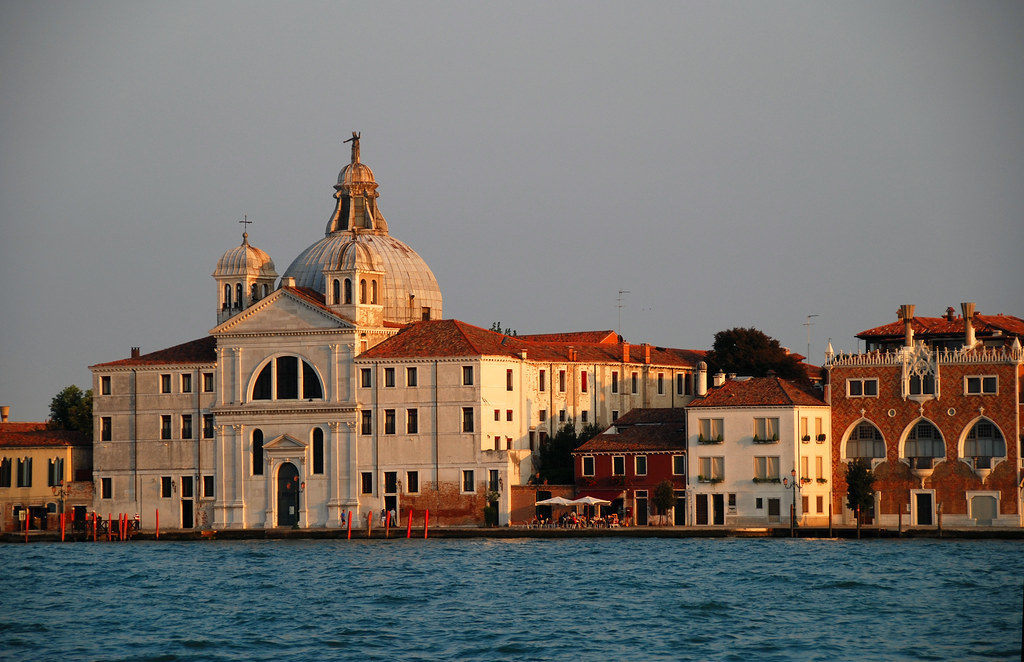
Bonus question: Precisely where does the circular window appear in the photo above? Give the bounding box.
[887,409,896,418]
[947,407,956,416]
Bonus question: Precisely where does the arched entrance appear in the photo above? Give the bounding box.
[277,462,300,527]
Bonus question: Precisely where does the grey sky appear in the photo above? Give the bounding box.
[2,1,1022,421]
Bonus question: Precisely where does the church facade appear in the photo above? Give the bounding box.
[90,137,702,529]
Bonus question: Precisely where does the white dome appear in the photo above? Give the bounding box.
[213,234,278,279]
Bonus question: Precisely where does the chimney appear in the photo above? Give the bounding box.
[727,373,737,381]
[713,371,726,387]
[945,306,956,322]
[961,302,976,348]
[0,406,9,423]
[643,343,651,364]
[131,347,140,358]
[622,342,630,363]
[898,304,915,347]
[696,362,707,396]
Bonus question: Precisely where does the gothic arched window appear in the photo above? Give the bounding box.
[904,420,944,469]
[964,420,1005,470]
[846,421,885,459]
[252,429,264,475]
[312,428,324,474]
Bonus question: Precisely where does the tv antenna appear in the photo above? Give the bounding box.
[804,314,819,361]
[617,290,630,337]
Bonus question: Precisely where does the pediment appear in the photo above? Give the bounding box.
[211,290,353,335]
[264,434,307,450]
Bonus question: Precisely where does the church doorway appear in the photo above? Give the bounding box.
[277,463,300,527]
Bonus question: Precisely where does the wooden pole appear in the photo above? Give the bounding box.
[108,512,112,542]
[424,509,429,539]
[346,510,352,539]
[406,509,413,539]
[24,510,28,543]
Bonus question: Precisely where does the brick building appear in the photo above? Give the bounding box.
[826,303,1023,527]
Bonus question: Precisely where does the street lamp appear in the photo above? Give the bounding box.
[782,468,800,537]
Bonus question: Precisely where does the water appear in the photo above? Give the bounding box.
[1,538,1021,661]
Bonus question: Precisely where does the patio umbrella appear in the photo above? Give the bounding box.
[570,496,612,506]
[535,496,574,506]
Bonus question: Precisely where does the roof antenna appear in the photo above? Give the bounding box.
[617,290,630,337]
[804,314,819,360]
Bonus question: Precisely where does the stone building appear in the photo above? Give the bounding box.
[826,303,1023,527]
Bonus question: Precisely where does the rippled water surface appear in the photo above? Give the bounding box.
[2,538,1021,661]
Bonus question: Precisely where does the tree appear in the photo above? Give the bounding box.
[488,321,517,336]
[534,422,603,485]
[652,480,677,525]
[845,459,875,534]
[49,385,93,440]
[704,327,806,381]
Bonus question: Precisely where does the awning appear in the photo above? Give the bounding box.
[574,489,626,501]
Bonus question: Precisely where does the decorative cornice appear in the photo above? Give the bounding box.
[212,405,357,416]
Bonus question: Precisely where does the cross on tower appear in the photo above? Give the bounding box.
[238,214,253,243]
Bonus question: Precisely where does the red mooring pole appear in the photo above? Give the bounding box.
[24,511,29,543]
[385,511,391,539]
[60,512,66,542]
[424,509,429,539]
[346,510,352,539]
[107,512,112,541]
[406,509,413,538]
[92,513,97,542]
[156,509,160,539]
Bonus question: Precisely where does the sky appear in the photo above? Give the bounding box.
[1,1,1022,421]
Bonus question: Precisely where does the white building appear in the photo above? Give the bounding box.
[686,367,831,527]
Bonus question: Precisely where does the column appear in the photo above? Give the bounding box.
[262,457,275,528]
[212,424,229,528]
[326,421,344,527]
[329,344,341,402]
[232,423,245,527]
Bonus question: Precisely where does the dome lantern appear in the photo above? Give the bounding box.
[213,221,278,324]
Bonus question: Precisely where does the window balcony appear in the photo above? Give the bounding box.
[752,477,781,484]
[698,436,723,445]
[697,475,724,484]
[752,435,779,444]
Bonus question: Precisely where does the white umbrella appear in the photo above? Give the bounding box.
[535,496,574,506]
[570,496,612,506]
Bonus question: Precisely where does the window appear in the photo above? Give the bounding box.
[161,374,171,393]
[816,495,824,513]
[406,471,419,493]
[332,278,341,304]
[421,306,430,320]
[699,456,724,481]
[101,477,112,499]
[47,458,64,486]
[909,374,935,396]
[964,420,1005,469]
[846,421,885,459]
[801,456,809,479]
[462,366,474,386]
[507,369,514,391]
[815,418,823,437]
[904,420,943,467]
[581,410,588,423]
[816,456,824,480]
[203,372,214,392]
[360,472,373,494]
[539,431,547,446]
[529,431,535,451]
[203,414,214,439]
[612,410,619,421]
[494,409,500,421]
[582,456,595,476]
[252,429,264,475]
[462,470,475,493]
[755,497,763,509]
[754,456,780,480]
[506,410,513,422]
[965,376,998,395]
[489,469,499,492]
[161,415,172,440]
[361,368,372,388]
[406,367,417,387]
[371,279,378,304]
[344,279,352,304]
[161,476,172,498]
[384,409,396,435]
[635,456,647,476]
[539,410,547,422]
[101,376,111,395]
[685,373,693,395]
[847,378,878,397]
[728,493,737,509]
[407,409,418,434]
[673,455,685,475]
[204,475,214,498]
[181,374,192,393]
[494,436,501,450]
[462,407,474,432]
[698,418,723,442]
[0,458,11,488]
[559,370,566,392]
[181,414,193,439]
[101,417,112,442]
[753,417,779,441]
[250,283,258,301]
[360,279,367,304]
[559,410,566,423]
[506,437,512,450]
[384,472,398,493]
[581,371,588,393]
[312,428,324,474]
[800,417,808,439]
[361,411,372,435]
[631,372,638,394]
[251,356,324,400]
[802,495,810,513]
[611,371,619,393]
[539,370,546,392]
[676,374,683,395]
[235,283,242,308]
[612,456,625,476]
[224,284,232,309]
[657,373,664,395]
[384,368,395,387]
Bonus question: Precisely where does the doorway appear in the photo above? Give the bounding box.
[914,491,934,526]
[277,462,300,527]
[696,494,708,525]
[673,491,686,526]
[635,490,648,526]
[712,494,725,525]
[767,498,781,523]
[181,476,194,529]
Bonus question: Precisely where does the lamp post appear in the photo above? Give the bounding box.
[782,468,800,538]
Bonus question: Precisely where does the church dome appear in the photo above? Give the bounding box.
[338,162,377,188]
[213,233,278,278]
[336,237,384,271]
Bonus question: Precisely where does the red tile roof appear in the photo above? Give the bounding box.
[358,319,705,367]
[575,408,687,453]
[519,330,621,344]
[0,423,89,448]
[687,376,826,408]
[90,336,217,368]
[857,313,1024,340]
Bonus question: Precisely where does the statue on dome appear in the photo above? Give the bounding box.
[344,131,361,163]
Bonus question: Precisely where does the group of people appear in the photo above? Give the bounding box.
[527,512,622,528]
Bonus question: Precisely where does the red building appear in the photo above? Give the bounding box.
[572,408,686,525]
[827,303,1023,527]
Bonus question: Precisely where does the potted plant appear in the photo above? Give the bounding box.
[816,433,827,443]
[802,434,811,443]
[816,478,828,484]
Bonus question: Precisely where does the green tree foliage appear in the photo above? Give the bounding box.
[652,480,677,515]
[704,327,806,381]
[534,422,603,485]
[845,459,875,513]
[49,385,93,440]
[488,321,517,336]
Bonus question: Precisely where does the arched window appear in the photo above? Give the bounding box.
[312,428,324,474]
[250,356,324,401]
[252,429,264,475]
[224,284,231,309]
[846,421,885,459]
[250,283,258,301]
[360,279,367,304]
[235,283,243,309]
[332,279,341,305]
[344,278,352,304]
[262,284,269,298]
[964,420,1005,470]
[371,279,378,304]
[904,420,944,469]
